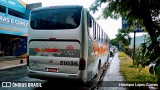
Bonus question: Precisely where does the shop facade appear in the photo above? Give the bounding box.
[0,0,41,57]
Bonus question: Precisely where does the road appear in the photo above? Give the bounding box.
[0,56,126,90]
[0,66,101,90]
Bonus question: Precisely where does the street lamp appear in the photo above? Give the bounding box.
[133,28,144,66]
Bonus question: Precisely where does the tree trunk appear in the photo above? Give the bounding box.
[140,0,156,42]
[158,78,160,90]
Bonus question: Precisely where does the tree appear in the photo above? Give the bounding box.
[90,0,160,87]
[110,29,131,49]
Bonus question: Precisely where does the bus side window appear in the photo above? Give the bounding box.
[95,23,97,40]
[93,21,96,40]
[100,30,102,41]
[98,26,100,41]
[102,30,104,41]
[97,24,99,40]
[103,32,105,42]
[88,13,94,39]
[106,35,108,43]
[98,26,101,41]
[87,13,92,27]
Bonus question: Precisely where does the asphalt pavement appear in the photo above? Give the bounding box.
[0,53,128,90]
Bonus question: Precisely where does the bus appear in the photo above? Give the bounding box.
[27,5,110,83]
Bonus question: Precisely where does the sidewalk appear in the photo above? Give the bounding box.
[0,56,27,70]
[98,53,127,90]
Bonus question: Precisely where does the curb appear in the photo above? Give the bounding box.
[0,64,27,71]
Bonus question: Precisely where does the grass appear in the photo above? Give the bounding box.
[119,52,158,82]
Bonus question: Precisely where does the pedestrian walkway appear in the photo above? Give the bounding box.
[98,53,127,90]
[0,56,27,70]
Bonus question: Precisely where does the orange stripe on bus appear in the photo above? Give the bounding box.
[92,42,108,56]
[45,48,52,52]
[51,48,61,53]
[34,48,40,52]
[102,44,107,53]
[40,48,46,52]
[99,46,103,55]
[33,48,61,53]
[93,41,99,56]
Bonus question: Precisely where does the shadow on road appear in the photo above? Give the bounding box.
[33,61,110,90]
[33,67,109,90]
[33,79,96,90]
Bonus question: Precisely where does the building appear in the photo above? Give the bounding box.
[0,0,41,57]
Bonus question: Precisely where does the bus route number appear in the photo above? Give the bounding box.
[60,61,78,66]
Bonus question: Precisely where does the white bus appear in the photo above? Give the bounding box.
[27,5,110,83]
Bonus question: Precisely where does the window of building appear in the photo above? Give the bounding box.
[8,8,24,18]
[0,5,6,13]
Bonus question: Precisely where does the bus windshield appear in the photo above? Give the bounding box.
[30,7,82,30]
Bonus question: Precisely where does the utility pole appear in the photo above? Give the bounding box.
[133,31,136,66]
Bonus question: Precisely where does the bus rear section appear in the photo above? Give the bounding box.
[27,6,86,81]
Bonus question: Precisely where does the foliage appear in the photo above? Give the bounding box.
[90,0,160,82]
[118,52,127,57]
[122,47,132,58]
[110,29,131,50]
[135,35,160,77]
[119,52,158,83]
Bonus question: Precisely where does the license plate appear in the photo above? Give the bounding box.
[47,68,58,72]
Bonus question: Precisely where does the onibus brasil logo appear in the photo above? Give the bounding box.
[1,82,42,87]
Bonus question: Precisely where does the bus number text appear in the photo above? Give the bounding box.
[60,61,78,66]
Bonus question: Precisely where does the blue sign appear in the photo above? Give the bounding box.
[0,0,26,13]
[122,18,127,29]
[0,12,28,36]
[134,29,144,33]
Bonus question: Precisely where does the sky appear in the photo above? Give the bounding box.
[22,0,126,39]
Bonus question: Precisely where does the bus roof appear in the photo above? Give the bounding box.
[32,5,83,12]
